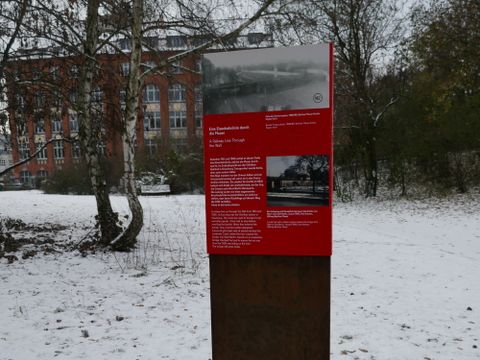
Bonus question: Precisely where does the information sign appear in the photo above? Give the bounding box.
[203,44,333,256]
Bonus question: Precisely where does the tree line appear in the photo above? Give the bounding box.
[268,0,479,198]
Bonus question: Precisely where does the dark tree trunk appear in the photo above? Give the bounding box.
[363,129,378,197]
[452,153,467,193]
[399,161,407,197]
[111,178,143,251]
[94,182,121,246]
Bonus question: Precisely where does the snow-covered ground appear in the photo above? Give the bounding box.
[0,191,479,359]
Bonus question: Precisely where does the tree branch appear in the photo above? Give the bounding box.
[373,96,398,127]
[0,136,76,177]
[140,0,277,81]
[0,0,29,73]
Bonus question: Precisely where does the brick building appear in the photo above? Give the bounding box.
[0,134,13,182]
[6,33,272,188]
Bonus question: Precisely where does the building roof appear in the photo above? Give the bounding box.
[11,33,273,61]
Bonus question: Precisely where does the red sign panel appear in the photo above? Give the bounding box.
[203,44,333,256]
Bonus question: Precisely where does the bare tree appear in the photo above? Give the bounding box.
[0,0,29,188]
[5,0,277,250]
[295,155,328,193]
[109,0,277,250]
[4,0,125,243]
[268,0,405,196]
[1,0,29,130]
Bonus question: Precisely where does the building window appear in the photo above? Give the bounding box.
[194,85,203,128]
[120,62,130,76]
[119,38,131,51]
[192,35,211,47]
[143,36,158,49]
[69,113,78,132]
[195,109,202,128]
[118,90,127,107]
[53,91,63,107]
[16,94,25,109]
[70,65,79,78]
[223,36,237,47]
[18,140,29,160]
[16,123,26,136]
[37,170,48,180]
[167,35,187,48]
[145,139,157,157]
[168,83,186,102]
[144,111,161,131]
[194,85,202,102]
[195,59,202,73]
[50,66,59,80]
[169,110,186,128]
[171,61,182,74]
[35,91,46,107]
[91,87,103,103]
[69,91,77,105]
[51,117,62,133]
[20,170,31,184]
[36,142,47,160]
[143,84,160,103]
[72,141,81,159]
[247,32,266,45]
[53,140,64,159]
[35,119,45,134]
[119,90,127,108]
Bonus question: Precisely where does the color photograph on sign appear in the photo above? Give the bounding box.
[203,44,333,256]
[266,155,329,207]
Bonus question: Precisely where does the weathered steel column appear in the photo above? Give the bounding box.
[210,255,330,360]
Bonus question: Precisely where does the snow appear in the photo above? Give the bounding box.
[1,190,479,359]
[332,195,480,359]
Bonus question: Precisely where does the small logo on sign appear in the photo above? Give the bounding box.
[313,93,323,103]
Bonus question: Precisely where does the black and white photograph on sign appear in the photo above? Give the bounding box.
[203,45,330,114]
[266,155,329,207]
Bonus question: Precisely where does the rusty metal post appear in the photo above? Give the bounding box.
[210,255,330,360]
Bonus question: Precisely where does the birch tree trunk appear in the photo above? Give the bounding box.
[111,0,144,251]
[109,0,277,250]
[78,0,121,246]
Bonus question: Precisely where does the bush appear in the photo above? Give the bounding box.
[163,149,204,194]
[43,163,93,195]
[136,144,204,194]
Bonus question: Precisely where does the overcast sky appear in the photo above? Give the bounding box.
[267,156,298,177]
[204,44,330,69]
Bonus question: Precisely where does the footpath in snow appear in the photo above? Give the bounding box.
[1,190,479,359]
